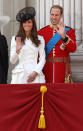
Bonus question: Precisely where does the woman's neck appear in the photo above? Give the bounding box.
[26,31,31,38]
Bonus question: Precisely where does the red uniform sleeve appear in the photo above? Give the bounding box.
[65,29,76,53]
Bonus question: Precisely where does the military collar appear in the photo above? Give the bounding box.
[50,24,58,30]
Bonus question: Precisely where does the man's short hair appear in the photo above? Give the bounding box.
[50,5,63,15]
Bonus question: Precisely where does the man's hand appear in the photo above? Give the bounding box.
[55,21,66,38]
[16,37,23,54]
[27,71,38,83]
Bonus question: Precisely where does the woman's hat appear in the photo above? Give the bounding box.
[16,7,36,22]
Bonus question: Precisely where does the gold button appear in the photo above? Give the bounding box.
[53,48,55,57]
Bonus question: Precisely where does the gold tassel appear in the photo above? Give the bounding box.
[65,76,69,83]
[65,74,73,83]
[38,86,47,129]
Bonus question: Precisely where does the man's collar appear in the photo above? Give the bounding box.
[50,24,55,29]
[50,24,58,30]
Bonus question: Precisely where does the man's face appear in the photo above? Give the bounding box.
[50,8,62,26]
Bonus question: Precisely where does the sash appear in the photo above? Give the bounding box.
[45,27,71,57]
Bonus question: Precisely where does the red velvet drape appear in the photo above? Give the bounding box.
[0,84,83,131]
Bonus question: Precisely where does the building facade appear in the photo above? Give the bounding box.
[0,0,83,83]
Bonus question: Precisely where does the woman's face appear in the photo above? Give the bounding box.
[22,19,33,33]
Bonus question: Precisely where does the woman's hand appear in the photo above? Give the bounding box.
[27,71,38,83]
[16,37,23,54]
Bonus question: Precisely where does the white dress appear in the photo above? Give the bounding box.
[10,35,46,84]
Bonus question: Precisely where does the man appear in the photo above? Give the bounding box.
[38,5,76,83]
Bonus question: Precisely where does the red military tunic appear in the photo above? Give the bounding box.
[38,25,76,83]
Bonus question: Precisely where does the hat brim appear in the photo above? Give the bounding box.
[16,7,36,22]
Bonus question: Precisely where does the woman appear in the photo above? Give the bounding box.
[10,7,45,84]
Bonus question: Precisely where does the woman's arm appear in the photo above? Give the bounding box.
[34,36,46,73]
[27,36,46,82]
[10,36,19,64]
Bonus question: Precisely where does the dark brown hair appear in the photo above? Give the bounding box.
[16,17,41,47]
[50,5,63,15]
